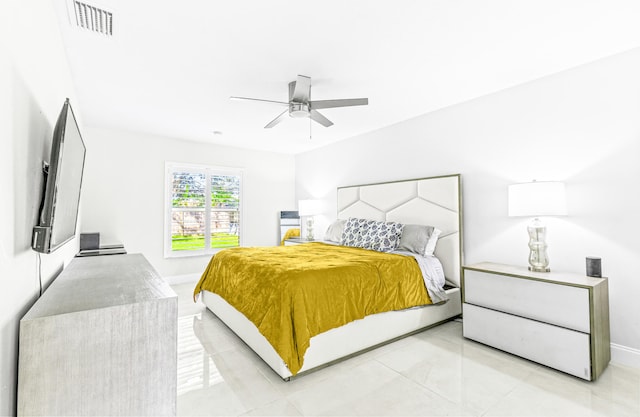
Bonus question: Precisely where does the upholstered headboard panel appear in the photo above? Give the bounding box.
[337,174,463,287]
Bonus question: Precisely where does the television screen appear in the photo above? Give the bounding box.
[32,99,86,253]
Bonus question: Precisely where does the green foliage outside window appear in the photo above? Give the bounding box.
[169,169,241,251]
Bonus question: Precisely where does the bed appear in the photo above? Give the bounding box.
[194,174,463,380]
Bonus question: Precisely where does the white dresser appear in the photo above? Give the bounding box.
[18,254,178,416]
[462,262,610,381]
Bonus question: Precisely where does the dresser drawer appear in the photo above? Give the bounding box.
[463,303,592,380]
[464,269,590,333]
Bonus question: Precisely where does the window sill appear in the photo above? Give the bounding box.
[164,247,232,259]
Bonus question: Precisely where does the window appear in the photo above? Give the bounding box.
[165,163,242,258]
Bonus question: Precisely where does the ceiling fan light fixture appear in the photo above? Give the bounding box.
[289,103,309,118]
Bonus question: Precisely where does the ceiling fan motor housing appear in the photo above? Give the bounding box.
[289,103,309,118]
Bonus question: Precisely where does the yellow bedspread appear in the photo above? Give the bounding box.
[279,227,300,245]
[193,243,432,375]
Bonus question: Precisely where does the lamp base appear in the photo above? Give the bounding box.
[305,217,314,240]
[527,217,551,273]
[528,266,550,273]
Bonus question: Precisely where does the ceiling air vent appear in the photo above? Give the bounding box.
[72,1,113,36]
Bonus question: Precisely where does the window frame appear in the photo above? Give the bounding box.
[164,162,243,259]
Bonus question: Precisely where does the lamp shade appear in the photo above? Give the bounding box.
[508,181,567,217]
[298,199,322,216]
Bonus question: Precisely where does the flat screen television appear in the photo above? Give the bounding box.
[32,98,86,253]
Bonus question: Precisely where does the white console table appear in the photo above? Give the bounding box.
[462,262,610,381]
[18,254,178,416]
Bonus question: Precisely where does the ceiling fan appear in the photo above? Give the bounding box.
[230,75,368,129]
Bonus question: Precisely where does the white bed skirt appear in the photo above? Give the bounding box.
[201,287,462,379]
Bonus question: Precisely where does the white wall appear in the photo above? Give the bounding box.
[79,127,296,278]
[296,48,640,367]
[0,1,82,414]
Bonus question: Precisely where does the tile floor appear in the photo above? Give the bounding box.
[173,283,640,416]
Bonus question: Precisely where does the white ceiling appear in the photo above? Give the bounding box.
[53,0,640,154]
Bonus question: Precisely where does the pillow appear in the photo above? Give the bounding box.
[424,228,442,256]
[324,219,346,243]
[340,217,404,252]
[363,220,404,252]
[397,224,435,255]
[340,217,368,247]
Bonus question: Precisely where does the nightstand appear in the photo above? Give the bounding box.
[284,238,322,246]
[462,262,610,381]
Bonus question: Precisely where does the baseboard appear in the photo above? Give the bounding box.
[164,273,200,285]
[611,343,640,369]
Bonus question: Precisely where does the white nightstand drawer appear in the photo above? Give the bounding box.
[463,303,592,380]
[464,269,590,333]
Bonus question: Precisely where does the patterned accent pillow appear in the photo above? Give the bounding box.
[340,217,369,247]
[340,217,404,252]
[362,220,404,252]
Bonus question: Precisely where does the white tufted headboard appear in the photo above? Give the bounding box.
[337,174,463,287]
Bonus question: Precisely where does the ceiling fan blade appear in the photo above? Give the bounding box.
[309,98,368,110]
[291,75,311,103]
[264,110,288,128]
[309,110,333,127]
[230,96,289,105]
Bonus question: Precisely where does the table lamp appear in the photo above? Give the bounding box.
[298,199,322,240]
[508,181,567,272]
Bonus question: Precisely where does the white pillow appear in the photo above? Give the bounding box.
[424,228,441,256]
[324,219,346,243]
